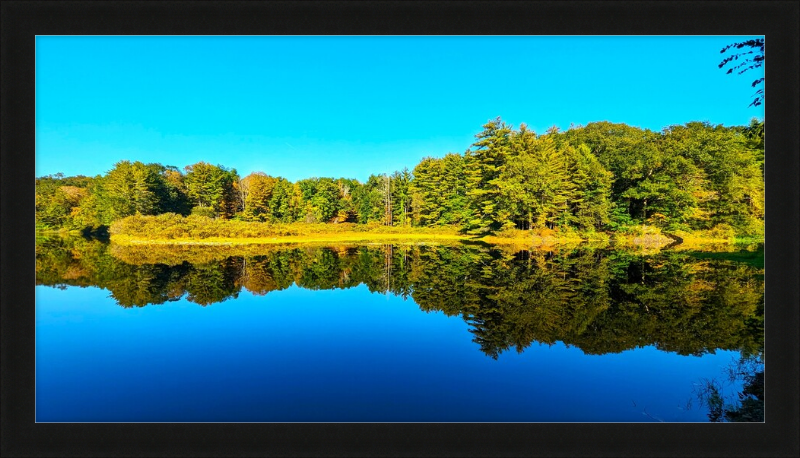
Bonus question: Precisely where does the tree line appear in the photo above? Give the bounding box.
[36,118,764,237]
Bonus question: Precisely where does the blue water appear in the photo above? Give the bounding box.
[36,284,742,422]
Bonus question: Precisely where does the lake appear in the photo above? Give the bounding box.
[35,237,764,422]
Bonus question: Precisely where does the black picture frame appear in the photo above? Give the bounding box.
[2,1,798,456]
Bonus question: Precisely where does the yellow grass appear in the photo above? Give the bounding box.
[111,232,472,246]
[481,234,585,248]
[112,230,638,249]
[109,220,760,250]
[112,231,594,248]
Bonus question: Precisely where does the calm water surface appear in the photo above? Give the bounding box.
[35,238,764,422]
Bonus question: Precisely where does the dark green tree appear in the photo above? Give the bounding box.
[661,122,763,235]
[719,38,764,107]
[97,161,169,222]
[564,143,613,230]
[391,169,413,227]
[464,117,514,233]
[268,178,297,222]
[183,162,239,218]
[353,174,385,224]
[499,126,575,230]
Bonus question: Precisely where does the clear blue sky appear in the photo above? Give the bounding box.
[36,36,765,182]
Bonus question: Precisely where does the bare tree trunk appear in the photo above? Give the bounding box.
[238,178,250,215]
[383,174,392,226]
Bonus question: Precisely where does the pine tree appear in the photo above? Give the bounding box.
[565,144,613,230]
[499,130,574,230]
[464,117,513,233]
[410,157,443,226]
[101,161,163,220]
[183,162,238,217]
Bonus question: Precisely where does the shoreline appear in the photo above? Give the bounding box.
[109,232,472,246]
[106,231,762,249]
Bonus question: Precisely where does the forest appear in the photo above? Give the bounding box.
[35,118,765,240]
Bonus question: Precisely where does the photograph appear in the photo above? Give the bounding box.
[33,35,767,424]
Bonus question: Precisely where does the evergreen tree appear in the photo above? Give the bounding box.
[353,174,385,224]
[499,127,574,230]
[101,161,164,221]
[464,117,513,233]
[265,178,295,223]
[183,162,238,218]
[410,157,443,226]
[564,144,613,230]
[410,154,468,227]
[438,154,469,225]
[391,169,413,227]
[158,165,191,215]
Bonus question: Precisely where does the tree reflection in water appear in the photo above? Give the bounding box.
[36,236,764,360]
[692,350,764,422]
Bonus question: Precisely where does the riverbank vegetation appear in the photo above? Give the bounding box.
[109,215,471,246]
[36,118,764,245]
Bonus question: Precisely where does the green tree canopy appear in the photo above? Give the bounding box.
[183,162,239,217]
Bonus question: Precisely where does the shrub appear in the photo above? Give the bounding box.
[493,228,531,239]
[537,228,556,238]
[707,223,736,240]
[191,206,217,218]
[110,214,466,241]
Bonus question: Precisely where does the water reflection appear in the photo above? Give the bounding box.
[36,237,764,359]
[693,350,765,422]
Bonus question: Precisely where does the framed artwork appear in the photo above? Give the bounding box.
[3,1,798,456]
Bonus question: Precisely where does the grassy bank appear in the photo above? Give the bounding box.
[667,226,764,251]
[101,214,762,249]
[107,214,608,247]
[111,232,471,246]
[36,225,82,237]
